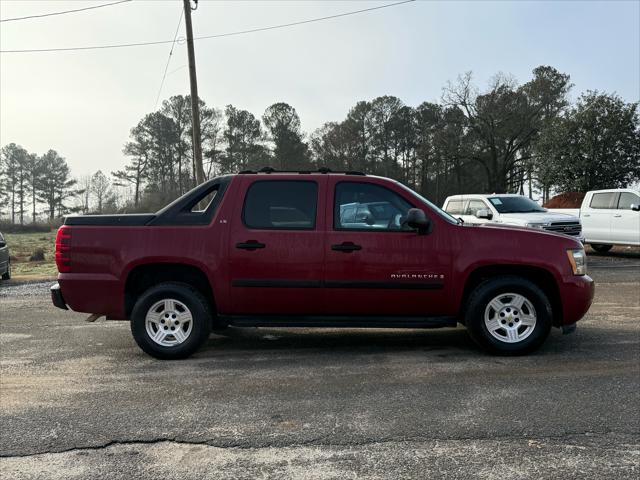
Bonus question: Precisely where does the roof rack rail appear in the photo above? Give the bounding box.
[238,167,365,176]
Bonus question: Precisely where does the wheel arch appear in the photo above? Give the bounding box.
[459,264,562,326]
[124,262,216,319]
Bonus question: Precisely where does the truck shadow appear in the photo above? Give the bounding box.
[196,326,576,359]
[203,327,474,355]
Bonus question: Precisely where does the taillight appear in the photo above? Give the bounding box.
[55,226,72,273]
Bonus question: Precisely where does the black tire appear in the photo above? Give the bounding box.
[591,244,613,254]
[131,282,212,360]
[465,276,552,355]
[1,261,10,280]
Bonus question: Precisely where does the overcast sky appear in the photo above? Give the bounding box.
[1,0,639,177]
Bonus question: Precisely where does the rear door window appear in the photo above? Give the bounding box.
[243,181,318,230]
[590,193,616,209]
[445,200,464,215]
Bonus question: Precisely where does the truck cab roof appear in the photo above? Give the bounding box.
[238,167,367,176]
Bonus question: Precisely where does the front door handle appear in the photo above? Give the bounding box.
[331,242,362,252]
[613,214,622,218]
[236,240,266,250]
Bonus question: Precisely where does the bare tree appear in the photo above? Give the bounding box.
[78,175,92,214]
[90,171,111,214]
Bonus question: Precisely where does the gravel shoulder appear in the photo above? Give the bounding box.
[1,253,638,479]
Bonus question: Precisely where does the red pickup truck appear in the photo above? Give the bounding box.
[51,169,594,359]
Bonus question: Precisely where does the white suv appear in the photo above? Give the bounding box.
[443,194,584,241]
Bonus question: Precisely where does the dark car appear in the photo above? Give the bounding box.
[0,232,10,280]
[51,169,594,359]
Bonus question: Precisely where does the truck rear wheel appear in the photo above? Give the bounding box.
[590,244,613,254]
[131,282,212,359]
[1,260,10,280]
[465,276,552,355]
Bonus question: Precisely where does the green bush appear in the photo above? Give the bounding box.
[29,248,46,262]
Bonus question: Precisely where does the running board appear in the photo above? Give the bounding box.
[219,315,458,329]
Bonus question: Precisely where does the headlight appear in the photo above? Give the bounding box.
[526,222,549,229]
[567,249,587,275]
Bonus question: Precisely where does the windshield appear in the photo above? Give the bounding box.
[488,196,546,213]
[395,181,459,224]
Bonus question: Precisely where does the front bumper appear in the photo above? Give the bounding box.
[560,274,594,325]
[51,283,68,310]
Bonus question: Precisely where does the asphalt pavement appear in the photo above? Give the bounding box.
[0,251,639,479]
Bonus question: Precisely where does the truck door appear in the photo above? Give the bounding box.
[582,192,616,243]
[227,176,327,315]
[324,178,452,317]
[613,192,640,245]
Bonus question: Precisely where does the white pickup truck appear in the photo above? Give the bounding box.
[442,194,584,241]
[550,188,640,253]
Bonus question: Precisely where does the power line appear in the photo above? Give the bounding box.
[0,0,415,53]
[1,38,175,54]
[168,65,187,76]
[0,0,132,23]
[154,7,185,109]
[195,0,414,42]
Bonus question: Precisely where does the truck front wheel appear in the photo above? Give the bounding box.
[590,244,613,254]
[131,282,212,359]
[465,276,552,355]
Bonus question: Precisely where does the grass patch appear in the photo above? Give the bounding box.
[4,231,58,276]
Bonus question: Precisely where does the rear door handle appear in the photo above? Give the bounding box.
[613,214,622,218]
[236,240,266,250]
[331,242,362,252]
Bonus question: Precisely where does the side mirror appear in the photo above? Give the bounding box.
[475,209,493,220]
[405,208,431,235]
[631,204,640,212]
[0,241,5,248]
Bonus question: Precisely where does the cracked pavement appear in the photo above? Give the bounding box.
[1,253,639,479]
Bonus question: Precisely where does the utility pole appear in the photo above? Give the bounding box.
[183,0,205,185]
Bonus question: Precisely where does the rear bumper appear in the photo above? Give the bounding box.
[51,283,68,310]
[57,273,126,318]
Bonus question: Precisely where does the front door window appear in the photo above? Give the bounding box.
[334,182,412,231]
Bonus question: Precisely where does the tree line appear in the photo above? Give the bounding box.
[1,65,638,223]
[0,144,121,224]
[0,146,78,224]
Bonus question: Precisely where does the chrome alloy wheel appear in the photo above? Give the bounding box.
[483,293,537,344]
[145,299,193,347]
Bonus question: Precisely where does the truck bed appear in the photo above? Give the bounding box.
[64,214,156,226]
